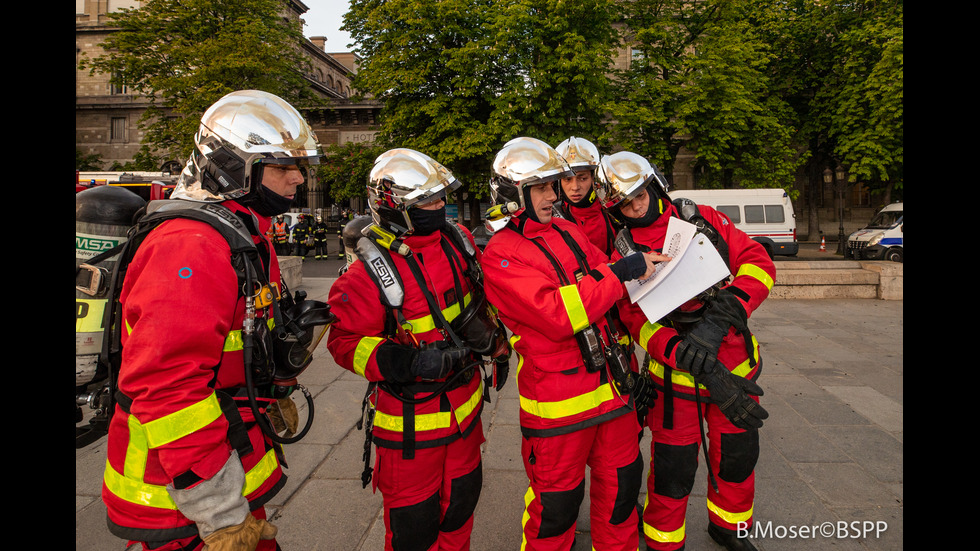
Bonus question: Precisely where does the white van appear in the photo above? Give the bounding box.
[667,188,799,258]
[845,202,903,262]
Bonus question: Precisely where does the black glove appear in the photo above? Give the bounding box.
[693,358,768,430]
[412,341,471,381]
[704,288,748,333]
[609,253,648,282]
[676,289,748,374]
[493,356,510,392]
[376,341,470,383]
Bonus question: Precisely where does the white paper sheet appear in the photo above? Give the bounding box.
[626,218,731,324]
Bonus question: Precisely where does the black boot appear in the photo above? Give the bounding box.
[708,524,757,551]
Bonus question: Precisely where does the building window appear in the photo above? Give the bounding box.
[110,72,130,95]
[110,117,127,142]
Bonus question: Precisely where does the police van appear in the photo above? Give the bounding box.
[845,202,903,262]
[667,188,799,258]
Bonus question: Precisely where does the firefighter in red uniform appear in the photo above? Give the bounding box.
[326,149,509,551]
[101,90,328,551]
[597,151,771,551]
[553,136,618,257]
[481,137,664,551]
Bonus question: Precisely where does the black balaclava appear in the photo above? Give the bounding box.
[520,182,556,224]
[244,183,294,217]
[408,206,447,236]
[616,184,665,229]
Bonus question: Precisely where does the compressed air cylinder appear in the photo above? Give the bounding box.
[75,186,146,388]
[341,215,374,268]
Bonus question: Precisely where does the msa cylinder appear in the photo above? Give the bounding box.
[75,186,146,389]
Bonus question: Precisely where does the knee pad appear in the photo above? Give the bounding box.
[653,441,699,499]
[441,462,483,533]
[719,429,759,484]
[610,452,644,525]
[390,491,440,551]
[537,479,585,539]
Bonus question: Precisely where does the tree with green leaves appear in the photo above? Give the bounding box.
[605,0,803,189]
[344,0,619,223]
[317,141,384,206]
[79,0,318,168]
[488,0,619,147]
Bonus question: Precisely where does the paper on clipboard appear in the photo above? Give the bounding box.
[625,217,731,324]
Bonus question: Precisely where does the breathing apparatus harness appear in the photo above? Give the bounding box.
[353,221,511,485]
[505,214,642,407]
[614,197,757,492]
[76,200,333,452]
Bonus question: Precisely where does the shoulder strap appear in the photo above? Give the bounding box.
[354,233,405,311]
[93,199,267,431]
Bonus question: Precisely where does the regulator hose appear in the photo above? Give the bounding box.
[241,258,316,445]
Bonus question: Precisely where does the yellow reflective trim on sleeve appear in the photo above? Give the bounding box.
[707,497,754,524]
[639,321,667,352]
[559,284,589,333]
[649,336,760,389]
[354,336,385,378]
[402,292,472,334]
[76,298,107,333]
[736,263,774,290]
[519,382,616,420]
[103,448,280,511]
[643,519,686,544]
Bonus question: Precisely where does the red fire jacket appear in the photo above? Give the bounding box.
[102,200,286,542]
[326,226,485,451]
[557,197,618,257]
[615,203,776,397]
[482,215,633,437]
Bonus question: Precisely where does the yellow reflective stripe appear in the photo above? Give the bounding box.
[353,336,384,378]
[374,410,449,432]
[707,497,753,524]
[650,336,760,389]
[104,458,177,510]
[103,448,279,511]
[402,292,472,334]
[124,414,149,482]
[643,519,686,544]
[224,319,276,352]
[76,298,106,333]
[521,486,536,551]
[559,284,589,333]
[736,263,774,291]
[243,448,278,496]
[519,383,616,420]
[140,393,223,449]
[373,382,483,433]
[511,335,525,377]
[639,321,667,352]
[453,379,484,427]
